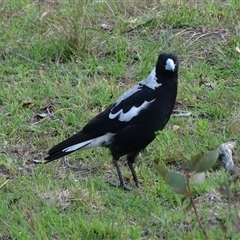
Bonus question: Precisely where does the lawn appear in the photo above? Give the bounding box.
[0,0,240,239]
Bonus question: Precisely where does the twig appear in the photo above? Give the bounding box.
[0,179,11,189]
[14,52,37,64]
[31,117,50,125]
[172,110,192,117]
[186,173,208,239]
[122,18,155,34]
[185,31,221,48]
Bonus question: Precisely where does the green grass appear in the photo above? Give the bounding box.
[0,0,240,239]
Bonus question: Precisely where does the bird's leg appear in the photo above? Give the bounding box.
[127,160,139,187]
[111,159,131,191]
[127,152,141,187]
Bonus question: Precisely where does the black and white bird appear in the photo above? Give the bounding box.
[45,52,179,190]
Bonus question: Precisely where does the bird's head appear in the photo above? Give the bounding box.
[156,52,179,78]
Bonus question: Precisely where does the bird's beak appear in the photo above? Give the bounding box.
[165,58,175,72]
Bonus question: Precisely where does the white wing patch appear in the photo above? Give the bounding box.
[62,132,115,152]
[109,99,155,122]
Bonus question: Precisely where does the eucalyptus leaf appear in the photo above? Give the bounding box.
[188,152,203,171]
[165,171,188,195]
[190,172,205,185]
[154,163,168,178]
[195,149,219,173]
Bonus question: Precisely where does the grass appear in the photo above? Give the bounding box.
[0,0,240,239]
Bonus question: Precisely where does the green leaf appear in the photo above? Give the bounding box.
[190,172,205,185]
[165,171,188,195]
[195,149,219,173]
[154,163,168,178]
[188,152,203,172]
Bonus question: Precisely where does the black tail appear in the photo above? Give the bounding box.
[44,131,91,163]
[44,148,71,163]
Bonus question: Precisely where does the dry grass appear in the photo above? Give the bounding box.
[0,0,240,239]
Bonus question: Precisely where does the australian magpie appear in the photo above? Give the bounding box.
[45,52,179,190]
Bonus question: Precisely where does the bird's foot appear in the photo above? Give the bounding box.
[135,182,141,188]
[107,181,132,191]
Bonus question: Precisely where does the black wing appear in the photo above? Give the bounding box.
[45,86,157,162]
[110,85,155,114]
[82,85,156,135]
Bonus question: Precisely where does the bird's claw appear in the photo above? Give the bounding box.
[107,181,132,191]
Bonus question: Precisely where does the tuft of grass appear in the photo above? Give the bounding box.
[0,0,240,239]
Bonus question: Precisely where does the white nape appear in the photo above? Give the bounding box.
[142,67,162,90]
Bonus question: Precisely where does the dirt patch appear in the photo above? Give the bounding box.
[40,188,70,210]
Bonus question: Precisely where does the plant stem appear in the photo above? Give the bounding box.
[186,173,208,239]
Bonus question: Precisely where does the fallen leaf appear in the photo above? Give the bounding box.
[169,150,184,159]
[201,82,216,89]
[42,105,54,114]
[40,11,49,21]
[100,23,113,32]
[38,65,45,76]
[22,101,33,109]
[33,106,54,124]
[230,125,240,135]
[36,113,49,119]
[172,125,180,131]
[129,18,138,24]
